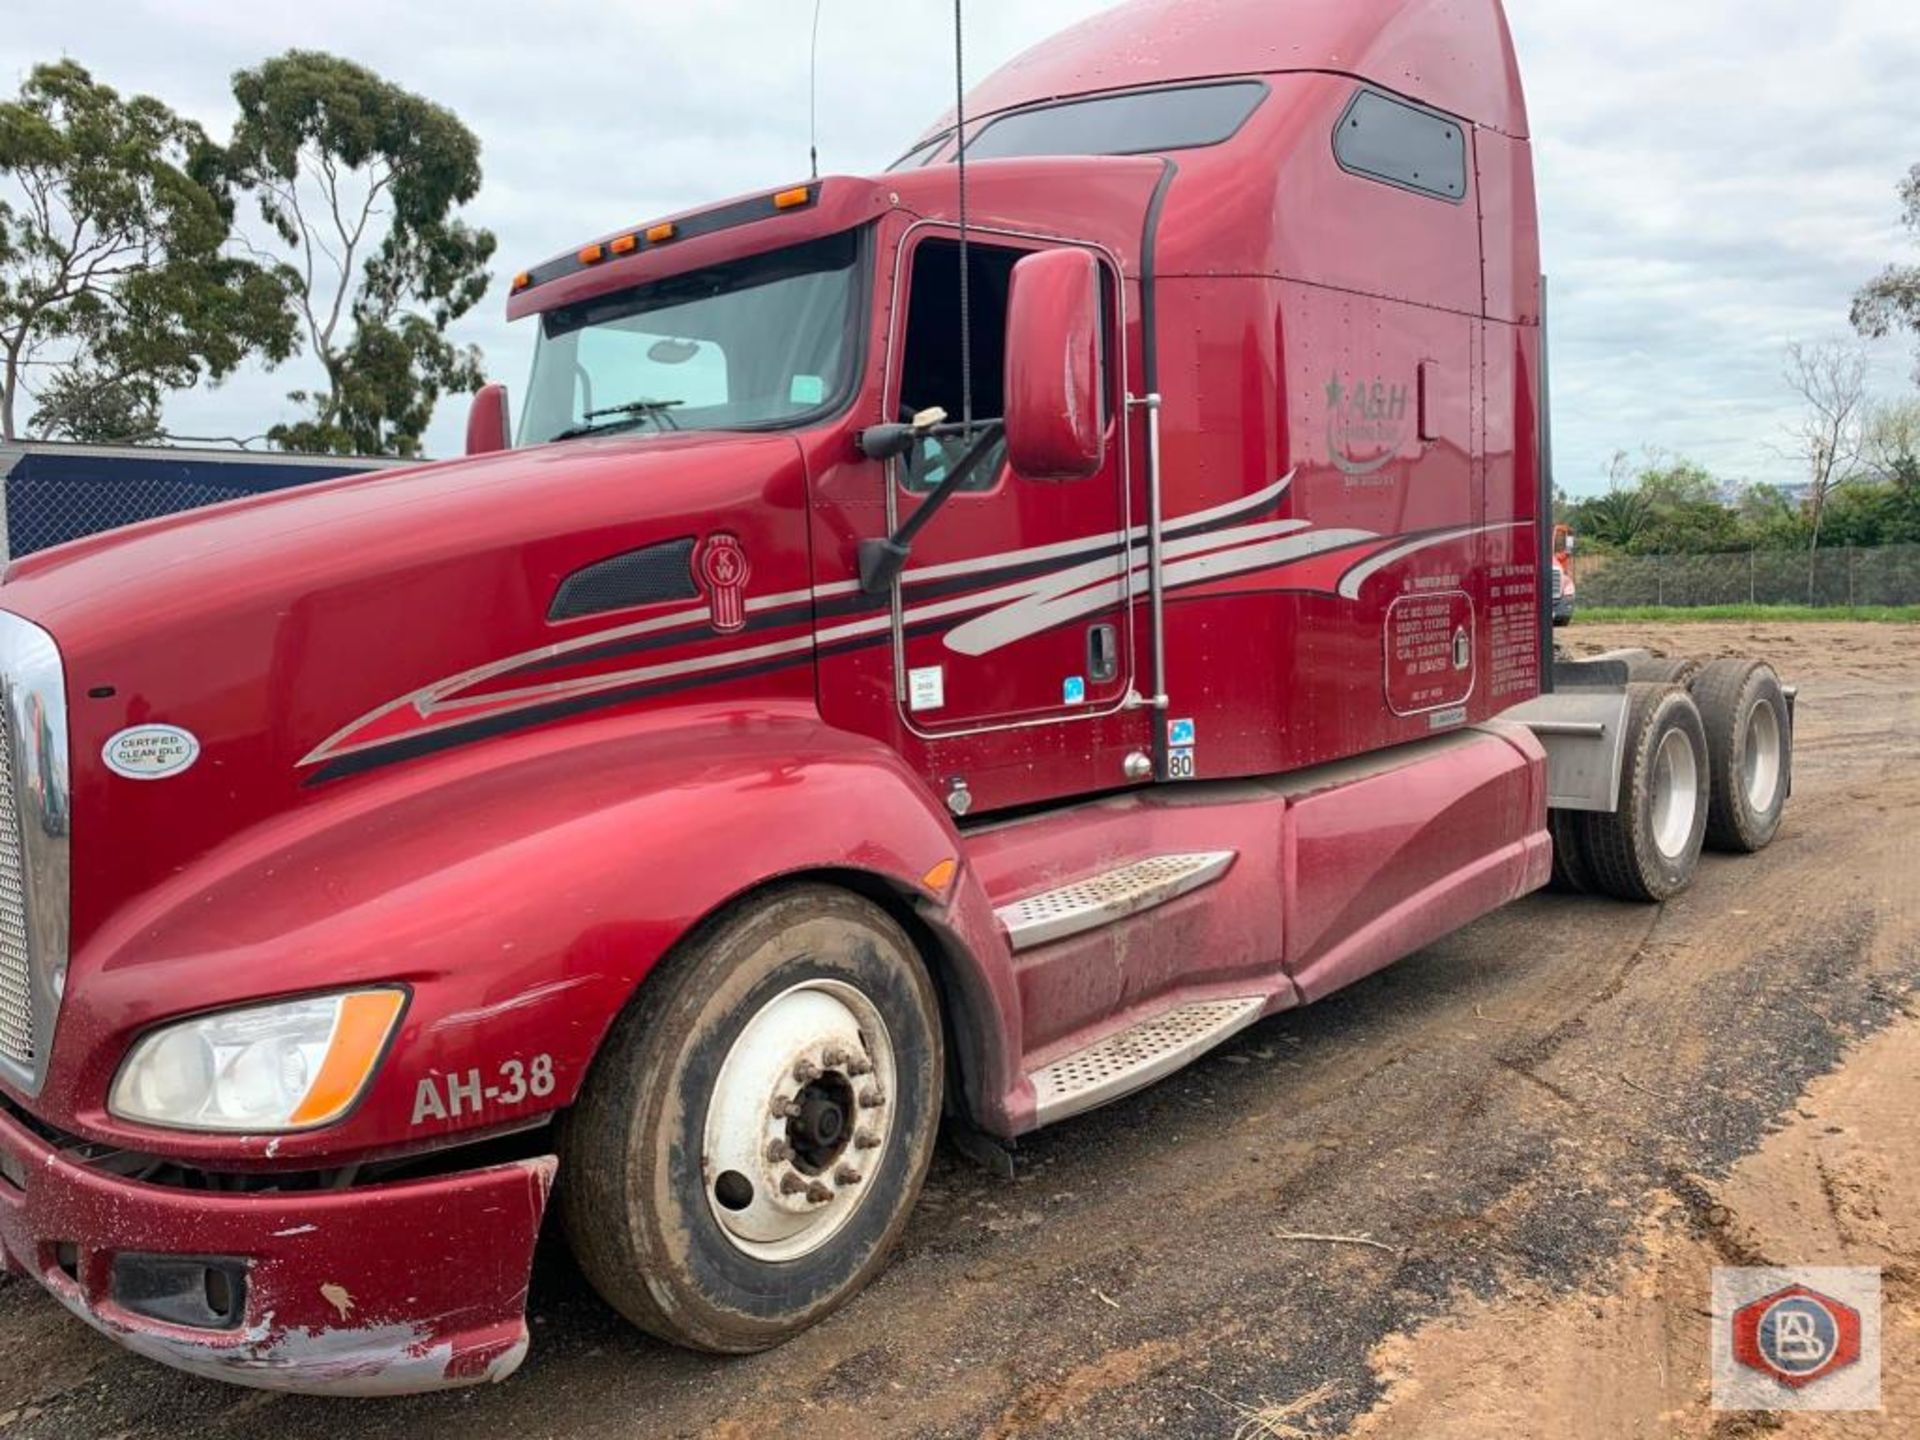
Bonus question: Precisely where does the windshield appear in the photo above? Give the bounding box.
[519,229,866,446]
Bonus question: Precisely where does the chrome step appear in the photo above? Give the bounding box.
[994,851,1236,952]
[1028,997,1266,1126]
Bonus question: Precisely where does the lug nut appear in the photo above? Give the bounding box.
[854,1129,882,1150]
[821,1045,849,1068]
[765,1138,793,1163]
[858,1087,886,1109]
[770,1096,800,1120]
[846,1054,875,1077]
[835,1164,863,1186]
[780,1172,809,1196]
[792,1059,822,1084]
[805,1181,834,1205]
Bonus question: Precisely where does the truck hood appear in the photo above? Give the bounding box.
[0,431,813,953]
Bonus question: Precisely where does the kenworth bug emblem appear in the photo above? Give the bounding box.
[696,533,751,634]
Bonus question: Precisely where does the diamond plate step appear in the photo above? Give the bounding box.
[993,852,1236,953]
[1028,997,1266,1126]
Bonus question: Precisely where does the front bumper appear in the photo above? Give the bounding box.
[0,1105,555,1395]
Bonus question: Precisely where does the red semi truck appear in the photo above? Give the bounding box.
[0,0,1793,1395]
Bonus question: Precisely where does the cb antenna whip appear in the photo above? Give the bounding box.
[953,0,972,430]
[809,0,825,181]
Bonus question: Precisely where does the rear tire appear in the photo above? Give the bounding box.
[1624,654,1703,687]
[1547,808,1594,894]
[1580,683,1710,903]
[560,885,943,1353]
[1690,658,1791,853]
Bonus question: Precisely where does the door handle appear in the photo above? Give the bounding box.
[1086,623,1118,683]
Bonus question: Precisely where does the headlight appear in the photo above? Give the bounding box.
[109,990,406,1133]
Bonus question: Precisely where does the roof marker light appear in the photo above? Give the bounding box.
[773,186,813,211]
[578,242,606,264]
[646,222,677,243]
[511,271,532,292]
[610,233,639,255]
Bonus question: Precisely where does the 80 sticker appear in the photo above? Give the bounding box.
[412,1054,555,1125]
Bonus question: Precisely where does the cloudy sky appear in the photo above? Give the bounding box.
[4,0,1918,493]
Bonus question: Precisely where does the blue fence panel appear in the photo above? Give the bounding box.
[0,444,400,558]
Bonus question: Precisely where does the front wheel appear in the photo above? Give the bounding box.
[560,885,943,1353]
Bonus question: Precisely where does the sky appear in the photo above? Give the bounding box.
[3,0,1918,495]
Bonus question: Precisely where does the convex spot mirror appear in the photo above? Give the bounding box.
[466,382,512,456]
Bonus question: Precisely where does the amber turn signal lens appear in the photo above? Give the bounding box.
[287,990,408,1127]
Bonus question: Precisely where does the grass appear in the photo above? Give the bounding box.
[1573,604,1920,624]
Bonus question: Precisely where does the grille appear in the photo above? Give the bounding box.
[0,711,34,1066]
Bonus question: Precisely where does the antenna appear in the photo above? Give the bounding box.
[953,0,972,431]
[809,0,825,181]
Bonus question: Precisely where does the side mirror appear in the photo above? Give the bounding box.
[1003,248,1104,481]
[466,382,512,456]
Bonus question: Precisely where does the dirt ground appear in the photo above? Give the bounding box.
[0,620,1914,1439]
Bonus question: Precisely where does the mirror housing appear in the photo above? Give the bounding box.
[1003,249,1104,481]
[466,382,512,456]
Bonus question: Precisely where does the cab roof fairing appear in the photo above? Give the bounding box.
[907,0,1529,151]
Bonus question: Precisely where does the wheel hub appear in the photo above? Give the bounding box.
[702,980,895,1261]
[1651,725,1700,861]
[1742,697,1783,814]
[789,1073,855,1171]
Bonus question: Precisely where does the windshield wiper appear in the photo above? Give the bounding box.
[552,398,684,441]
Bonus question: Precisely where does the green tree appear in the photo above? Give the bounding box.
[1734,484,1809,551]
[1624,458,1735,553]
[0,60,296,442]
[1853,164,1920,385]
[1569,486,1654,552]
[224,52,496,457]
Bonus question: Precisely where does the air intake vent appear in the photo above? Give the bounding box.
[0,715,32,1068]
[549,539,699,621]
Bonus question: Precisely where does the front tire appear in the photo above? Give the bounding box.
[560,885,943,1353]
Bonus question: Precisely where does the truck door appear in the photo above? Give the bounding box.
[810,226,1146,815]
[885,231,1134,730]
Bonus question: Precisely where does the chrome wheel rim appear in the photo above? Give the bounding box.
[1742,699,1783,815]
[1651,726,1700,861]
[702,979,895,1261]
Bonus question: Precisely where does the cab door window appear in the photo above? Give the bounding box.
[895,239,1017,492]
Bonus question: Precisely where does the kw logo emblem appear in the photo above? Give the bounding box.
[697,533,751,633]
[1325,372,1412,478]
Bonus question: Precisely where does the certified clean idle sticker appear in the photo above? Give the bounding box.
[102,725,201,780]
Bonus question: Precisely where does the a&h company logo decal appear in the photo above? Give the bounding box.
[1713,1267,1881,1412]
[1324,371,1412,479]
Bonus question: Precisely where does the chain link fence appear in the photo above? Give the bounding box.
[1576,545,1920,609]
[0,443,400,560]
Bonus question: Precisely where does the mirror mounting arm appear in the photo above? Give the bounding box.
[858,420,1006,595]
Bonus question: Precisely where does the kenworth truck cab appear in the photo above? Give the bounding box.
[0,0,1793,1394]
